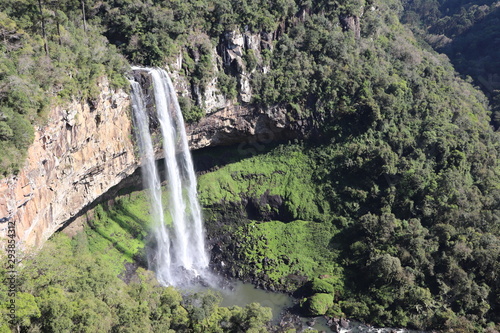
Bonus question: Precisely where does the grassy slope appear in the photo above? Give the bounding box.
[84,191,151,275]
[198,144,331,223]
[197,144,345,298]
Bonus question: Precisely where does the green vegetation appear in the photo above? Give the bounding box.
[0,0,374,175]
[309,278,336,295]
[97,0,298,66]
[301,293,334,316]
[402,0,500,127]
[86,192,152,274]
[0,0,128,176]
[178,96,205,124]
[199,145,330,222]
[197,133,500,330]
[0,208,273,332]
[230,220,341,289]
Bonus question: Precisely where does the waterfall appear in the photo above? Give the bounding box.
[129,80,172,284]
[129,68,209,286]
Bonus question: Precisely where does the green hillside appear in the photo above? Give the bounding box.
[402,0,500,127]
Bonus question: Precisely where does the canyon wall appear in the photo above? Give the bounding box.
[0,79,137,249]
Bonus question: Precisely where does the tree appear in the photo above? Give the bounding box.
[37,0,49,55]
[15,292,41,330]
[230,303,272,333]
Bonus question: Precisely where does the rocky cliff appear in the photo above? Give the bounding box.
[187,104,307,150]
[0,79,137,249]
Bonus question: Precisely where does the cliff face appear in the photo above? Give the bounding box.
[187,104,308,150]
[0,79,137,248]
[178,29,310,149]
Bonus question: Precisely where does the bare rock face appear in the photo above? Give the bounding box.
[219,30,268,104]
[169,28,274,115]
[203,48,228,112]
[187,104,309,150]
[0,78,137,249]
[169,52,192,99]
[340,15,361,39]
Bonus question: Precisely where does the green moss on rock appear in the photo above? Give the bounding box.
[214,220,343,292]
[302,293,334,316]
[197,145,331,223]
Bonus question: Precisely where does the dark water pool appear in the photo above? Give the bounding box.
[181,279,426,332]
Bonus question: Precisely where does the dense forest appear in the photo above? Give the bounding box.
[402,0,500,126]
[1,0,500,331]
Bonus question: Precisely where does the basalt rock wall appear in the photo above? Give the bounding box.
[0,79,137,248]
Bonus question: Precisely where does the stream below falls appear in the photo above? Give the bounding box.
[180,279,427,333]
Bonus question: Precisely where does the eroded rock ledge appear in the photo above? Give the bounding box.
[187,104,308,150]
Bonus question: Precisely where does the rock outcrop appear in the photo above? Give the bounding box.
[187,104,308,150]
[0,78,309,249]
[340,15,361,39]
[0,78,137,249]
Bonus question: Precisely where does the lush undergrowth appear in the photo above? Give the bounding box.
[198,145,331,223]
[402,0,500,127]
[197,140,500,331]
[1,0,500,331]
[1,137,498,331]
[71,139,500,331]
[83,188,190,275]
[198,145,345,317]
[232,220,341,288]
[0,193,274,333]
[86,192,152,275]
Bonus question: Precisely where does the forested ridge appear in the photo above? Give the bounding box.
[1,0,500,332]
[402,0,500,127]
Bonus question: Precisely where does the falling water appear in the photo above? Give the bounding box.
[129,68,209,286]
[162,71,210,271]
[129,80,172,284]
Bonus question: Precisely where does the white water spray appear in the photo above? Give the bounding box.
[129,68,209,286]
